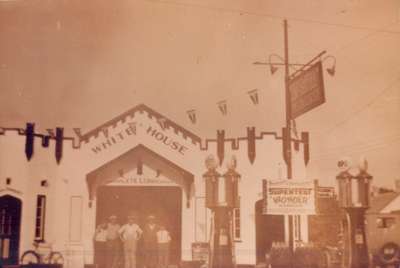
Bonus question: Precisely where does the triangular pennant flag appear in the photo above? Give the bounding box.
[248,89,259,105]
[217,100,227,116]
[187,109,196,124]
[157,117,167,130]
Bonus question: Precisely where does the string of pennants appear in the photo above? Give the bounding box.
[186,89,259,124]
[185,89,299,139]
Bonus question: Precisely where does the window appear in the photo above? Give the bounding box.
[35,195,46,241]
[233,197,241,241]
[376,217,396,228]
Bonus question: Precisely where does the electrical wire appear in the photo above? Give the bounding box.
[312,133,400,158]
[145,0,400,35]
[310,136,400,162]
[315,75,400,137]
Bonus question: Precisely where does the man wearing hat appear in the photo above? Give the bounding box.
[142,215,159,268]
[119,214,143,268]
[105,215,121,268]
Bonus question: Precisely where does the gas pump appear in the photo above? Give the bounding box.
[203,155,240,268]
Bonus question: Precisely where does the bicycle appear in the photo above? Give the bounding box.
[20,241,64,265]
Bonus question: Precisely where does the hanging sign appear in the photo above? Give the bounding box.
[264,180,316,215]
[289,61,325,119]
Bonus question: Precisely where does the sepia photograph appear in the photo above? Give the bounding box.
[0,1,399,268]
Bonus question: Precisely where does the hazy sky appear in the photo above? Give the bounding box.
[0,0,399,188]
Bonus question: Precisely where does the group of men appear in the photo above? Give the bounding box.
[94,214,171,268]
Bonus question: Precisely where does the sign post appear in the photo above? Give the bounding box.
[254,19,333,268]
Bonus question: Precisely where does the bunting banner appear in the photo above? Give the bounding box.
[55,127,64,164]
[25,123,35,161]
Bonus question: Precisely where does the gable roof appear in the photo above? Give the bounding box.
[368,192,400,214]
[79,104,201,144]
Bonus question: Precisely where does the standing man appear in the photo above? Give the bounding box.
[156,225,171,268]
[106,215,121,268]
[93,222,107,268]
[142,215,158,268]
[119,214,143,268]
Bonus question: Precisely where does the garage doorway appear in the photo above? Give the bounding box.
[96,186,182,266]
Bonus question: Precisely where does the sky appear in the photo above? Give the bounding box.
[0,0,399,188]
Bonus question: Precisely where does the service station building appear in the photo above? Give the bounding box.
[0,104,311,267]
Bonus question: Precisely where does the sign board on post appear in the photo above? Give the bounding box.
[264,180,316,215]
[289,61,325,119]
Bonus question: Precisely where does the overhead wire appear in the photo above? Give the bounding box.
[145,0,400,35]
[315,75,400,137]
[146,0,400,143]
[311,133,400,157]
[310,136,400,162]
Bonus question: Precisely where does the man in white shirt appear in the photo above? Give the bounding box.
[93,223,107,268]
[119,215,143,268]
[156,225,171,268]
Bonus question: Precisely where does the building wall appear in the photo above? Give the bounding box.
[308,196,342,247]
[0,106,310,267]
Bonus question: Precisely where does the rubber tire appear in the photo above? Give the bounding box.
[379,242,399,265]
[49,251,64,264]
[20,250,40,264]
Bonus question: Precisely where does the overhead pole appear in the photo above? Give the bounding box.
[283,19,295,267]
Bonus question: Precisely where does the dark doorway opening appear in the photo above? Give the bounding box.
[96,186,182,266]
[255,199,285,264]
[0,195,22,267]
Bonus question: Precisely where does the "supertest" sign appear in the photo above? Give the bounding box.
[263,180,316,215]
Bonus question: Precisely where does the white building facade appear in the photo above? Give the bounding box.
[0,104,311,267]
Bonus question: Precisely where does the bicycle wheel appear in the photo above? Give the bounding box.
[49,251,64,264]
[20,250,40,264]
